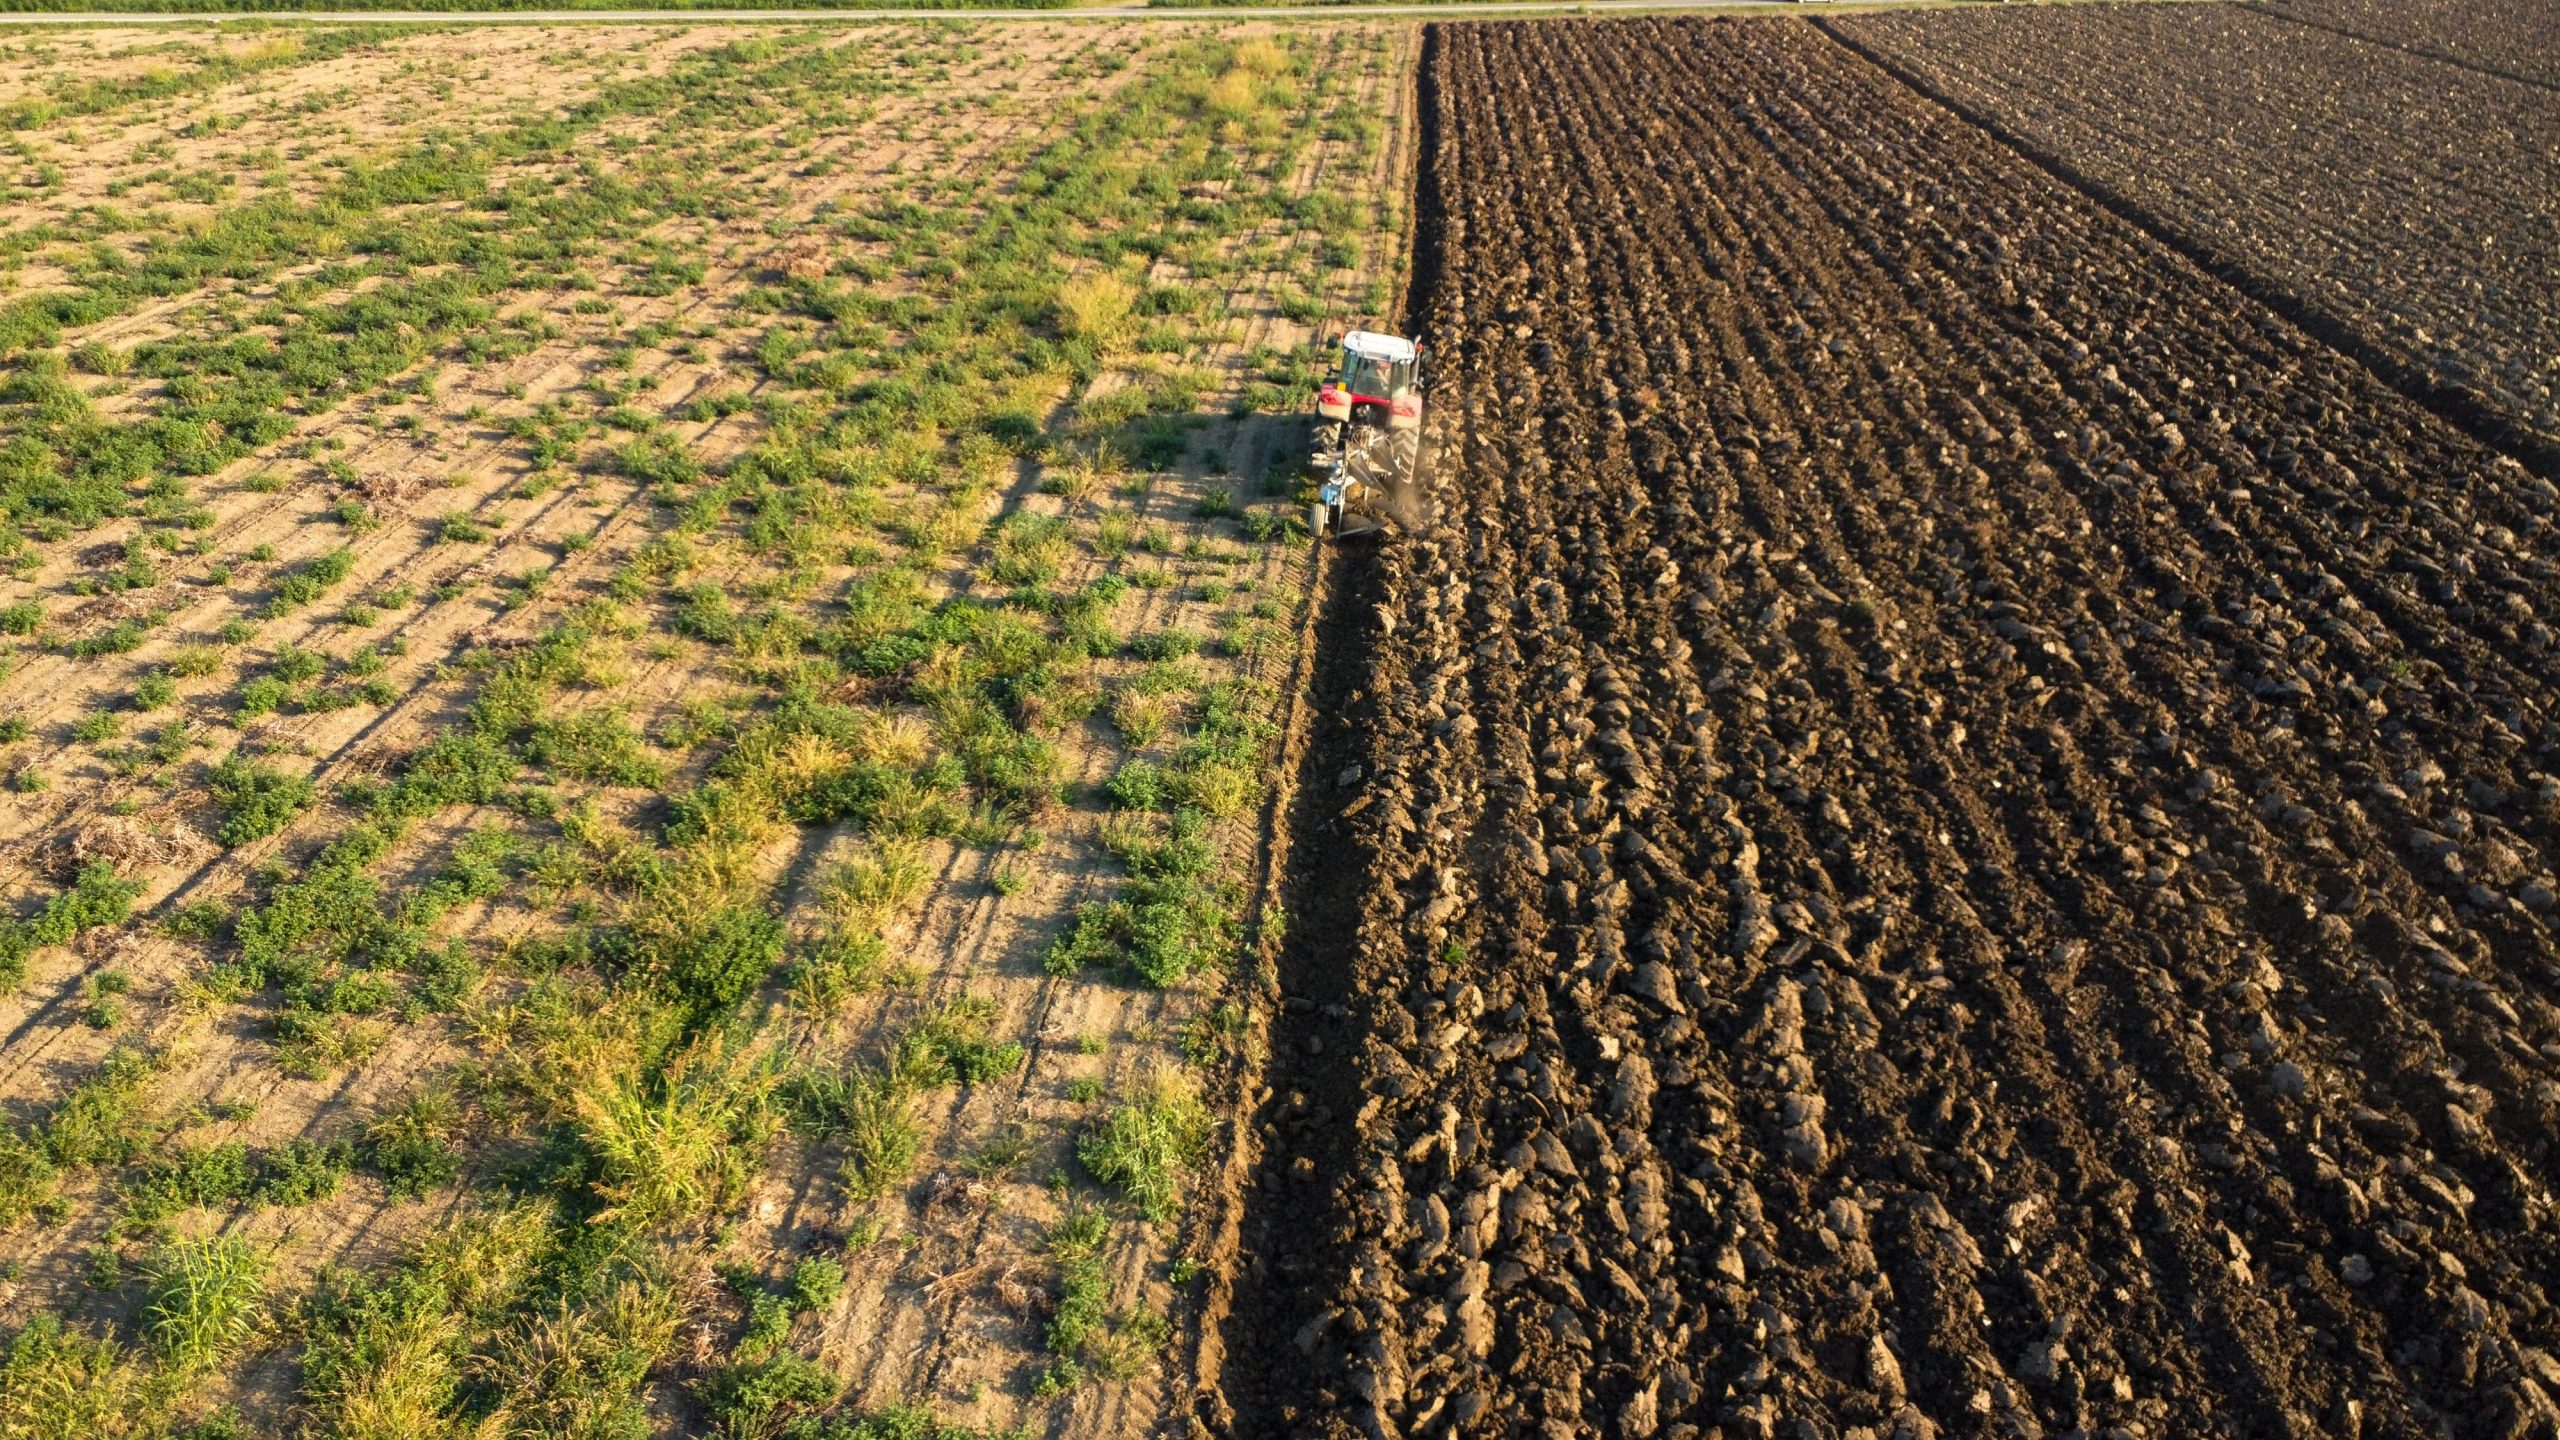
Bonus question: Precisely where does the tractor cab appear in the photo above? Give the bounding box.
[1315,330,1423,438]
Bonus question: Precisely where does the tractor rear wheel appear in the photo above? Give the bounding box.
[1377,428,1433,530]
[1388,427,1420,474]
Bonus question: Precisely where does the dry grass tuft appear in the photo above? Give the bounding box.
[1055,271,1138,348]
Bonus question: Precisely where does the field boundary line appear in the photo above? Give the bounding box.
[0,0,2182,25]
[1815,15,2560,484]
[1177,513,1330,1433]
[1179,22,1428,1425]
[1191,19,1446,1432]
[2239,0,2560,98]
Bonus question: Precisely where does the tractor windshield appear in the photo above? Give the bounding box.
[1342,352,1394,398]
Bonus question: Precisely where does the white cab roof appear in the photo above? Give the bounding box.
[1342,330,1418,363]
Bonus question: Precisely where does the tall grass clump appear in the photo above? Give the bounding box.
[788,1001,1022,1206]
[811,1069,923,1204]
[789,839,933,1011]
[143,1233,265,1376]
[574,1035,777,1229]
[296,1205,554,1438]
[0,1314,158,1435]
[1078,1065,1211,1222]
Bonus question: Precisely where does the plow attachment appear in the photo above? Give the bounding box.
[1311,424,1431,539]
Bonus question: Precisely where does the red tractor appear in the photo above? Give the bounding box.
[1310,329,1426,538]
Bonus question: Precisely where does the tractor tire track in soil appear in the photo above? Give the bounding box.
[1219,17,2560,1440]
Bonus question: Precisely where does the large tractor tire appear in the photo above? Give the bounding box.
[1379,427,1435,532]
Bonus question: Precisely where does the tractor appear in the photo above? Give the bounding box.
[1309,329,1426,538]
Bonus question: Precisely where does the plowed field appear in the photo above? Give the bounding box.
[1837,3,2560,469]
[2256,0,2560,90]
[1221,17,2560,1440]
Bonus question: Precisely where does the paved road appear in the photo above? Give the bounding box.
[0,0,1950,24]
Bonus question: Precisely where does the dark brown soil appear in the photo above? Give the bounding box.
[2253,0,2560,90]
[1215,17,2560,1440]
[1837,2,2560,472]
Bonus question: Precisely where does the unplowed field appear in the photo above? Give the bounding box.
[1837,3,2560,470]
[1222,17,2560,1440]
[0,18,1416,1437]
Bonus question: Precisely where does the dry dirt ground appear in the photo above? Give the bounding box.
[0,16,1417,1437]
[1220,16,2560,1440]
